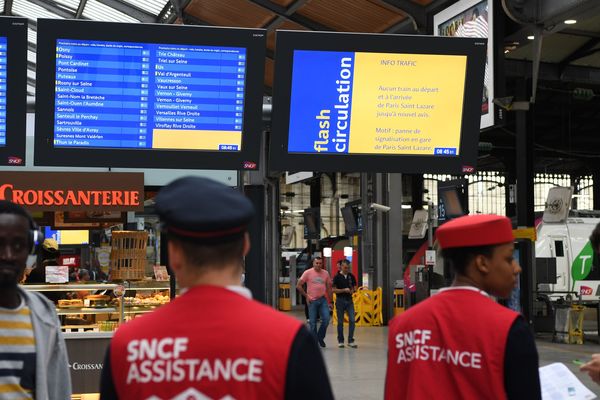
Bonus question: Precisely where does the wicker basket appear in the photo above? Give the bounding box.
[109,231,148,281]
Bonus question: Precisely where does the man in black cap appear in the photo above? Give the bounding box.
[100,176,333,400]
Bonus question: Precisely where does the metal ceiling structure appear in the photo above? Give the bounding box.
[4,0,600,175]
[2,0,172,97]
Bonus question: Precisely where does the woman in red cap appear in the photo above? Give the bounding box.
[385,214,541,399]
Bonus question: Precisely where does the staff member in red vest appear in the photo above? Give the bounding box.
[99,176,333,400]
[385,214,541,399]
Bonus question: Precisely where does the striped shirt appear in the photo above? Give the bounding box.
[0,296,36,399]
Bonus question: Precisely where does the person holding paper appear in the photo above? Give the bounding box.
[385,214,541,399]
[581,354,600,384]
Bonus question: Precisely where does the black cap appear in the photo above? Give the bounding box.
[155,176,255,243]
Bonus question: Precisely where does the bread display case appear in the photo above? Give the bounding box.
[121,280,172,319]
[21,281,172,395]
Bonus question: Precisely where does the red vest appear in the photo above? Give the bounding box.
[385,287,519,400]
[110,285,302,400]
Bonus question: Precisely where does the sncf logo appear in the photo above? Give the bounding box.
[8,156,23,165]
[580,286,593,296]
[146,388,236,400]
[242,161,257,170]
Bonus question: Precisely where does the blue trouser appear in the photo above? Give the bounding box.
[308,296,330,341]
[336,296,355,343]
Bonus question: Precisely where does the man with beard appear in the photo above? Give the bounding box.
[0,200,71,399]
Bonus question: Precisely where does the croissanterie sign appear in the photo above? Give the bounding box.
[0,172,144,211]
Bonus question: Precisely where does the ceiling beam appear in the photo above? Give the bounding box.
[94,0,156,22]
[75,0,88,19]
[261,0,310,32]
[24,0,75,19]
[561,28,600,39]
[3,0,13,16]
[158,0,193,24]
[248,0,331,31]
[558,37,600,73]
[380,0,426,33]
[168,0,184,20]
[181,13,213,26]
[383,18,416,34]
[505,58,600,85]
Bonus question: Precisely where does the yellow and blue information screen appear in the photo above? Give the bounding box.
[288,50,467,156]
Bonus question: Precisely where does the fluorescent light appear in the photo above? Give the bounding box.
[527,35,535,40]
[401,204,412,209]
[564,19,577,25]
[344,247,353,257]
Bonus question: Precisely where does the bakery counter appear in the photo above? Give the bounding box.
[21,282,172,395]
[57,307,118,315]
[64,332,114,339]
[22,283,120,291]
[64,332,111,394]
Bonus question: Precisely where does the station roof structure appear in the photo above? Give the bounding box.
[6,0,600,175]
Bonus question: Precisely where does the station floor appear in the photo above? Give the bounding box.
[289,310,600,399]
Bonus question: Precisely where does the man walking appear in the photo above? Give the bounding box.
[297,257,332,348]
[332,259,357,348]
[0,200,71,399]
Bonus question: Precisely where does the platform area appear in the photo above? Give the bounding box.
[305,318,600,399]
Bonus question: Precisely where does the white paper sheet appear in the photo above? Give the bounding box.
[540,362,597,400]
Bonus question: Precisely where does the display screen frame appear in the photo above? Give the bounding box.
[437,178,469,222]
[34,19,266,170]
[340,202,362,236]
[303,207,321,240]
[0,17,27,166]
[269,30,486,174]
[434,0,496,130]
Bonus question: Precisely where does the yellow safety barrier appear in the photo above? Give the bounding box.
[568,305,585,345]
[332,286,382,327]
[393,288,405,316]
[278,283,291,311]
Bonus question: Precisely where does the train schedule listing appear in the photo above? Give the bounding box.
[53,39,247,151]
[0,37,7,146]
[287,50,467,156]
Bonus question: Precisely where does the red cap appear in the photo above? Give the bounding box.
[436,214,514,249]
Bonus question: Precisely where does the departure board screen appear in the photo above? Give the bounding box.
[287,50,467,157]
[34,19,265,169]
[53,39,246,151]
[0,16,27,166]
[269,31,486,174]
[0,36,7,146]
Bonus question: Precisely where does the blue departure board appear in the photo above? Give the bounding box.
[53,39,246,151]
[0,37,7,146]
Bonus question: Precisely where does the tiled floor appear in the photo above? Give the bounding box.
[306,318,600,399]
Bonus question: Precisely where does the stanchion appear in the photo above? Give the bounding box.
[393,288,405,316]
[568,305,585,344]
[278,283,291,311]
